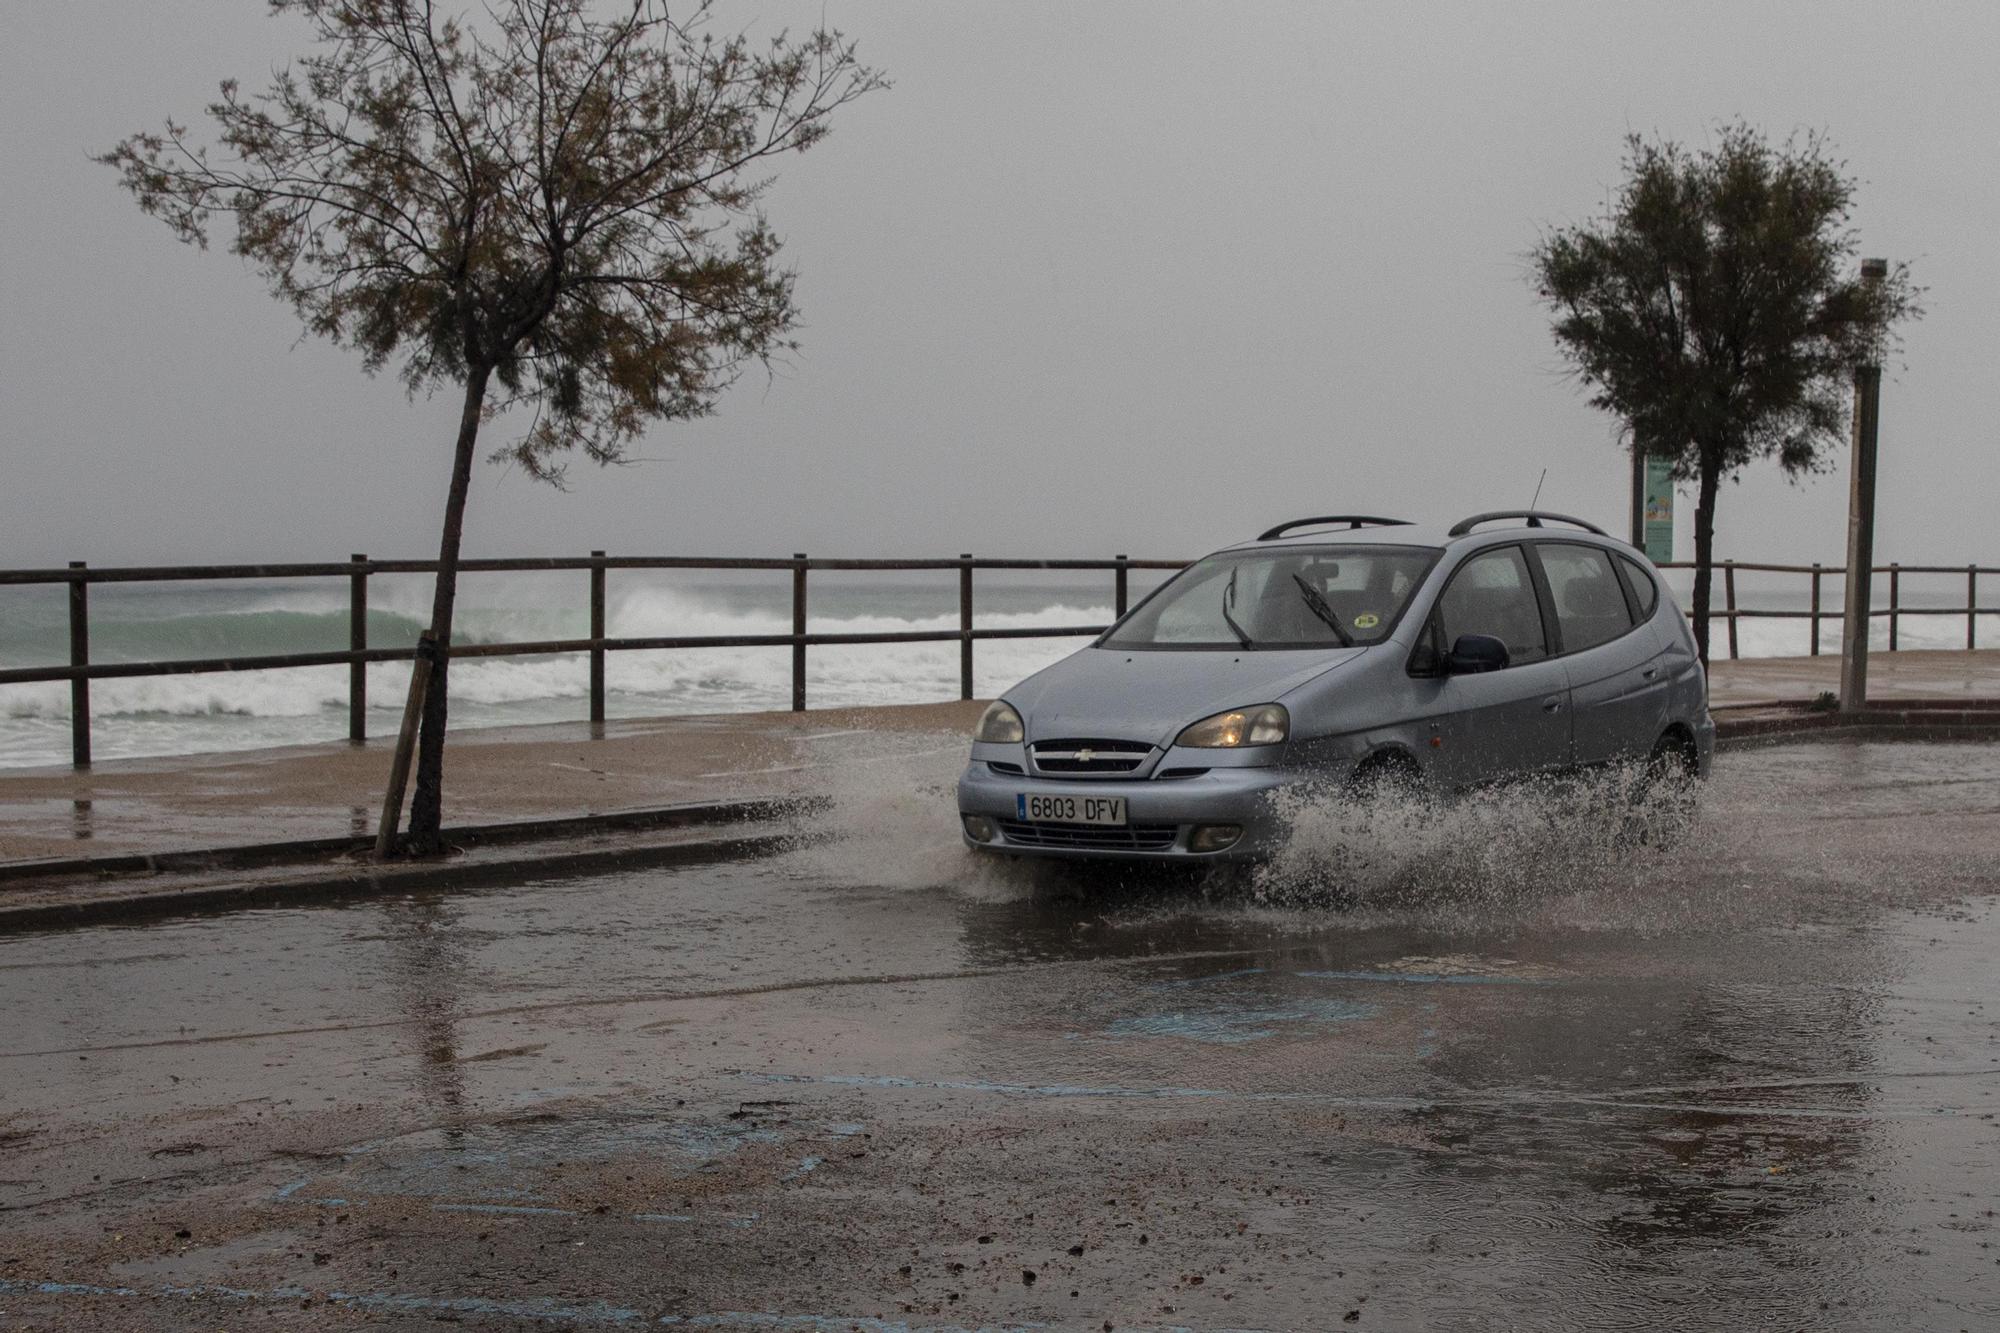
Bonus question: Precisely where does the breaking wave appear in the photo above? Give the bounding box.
[0,580,1110,767]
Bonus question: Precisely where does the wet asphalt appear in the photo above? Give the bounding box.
[1,738,1997,1331]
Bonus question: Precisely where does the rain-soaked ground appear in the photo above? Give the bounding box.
[1,738,1997,1331]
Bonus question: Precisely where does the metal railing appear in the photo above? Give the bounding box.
[1655,560,1998,661]
[3,553,1994,769]
[0,553,1186,768]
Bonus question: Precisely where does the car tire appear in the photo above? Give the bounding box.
[1629,730,1700,844]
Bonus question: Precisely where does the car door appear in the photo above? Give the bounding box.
[1409,544,1572,787]
[1531,541,1668,766]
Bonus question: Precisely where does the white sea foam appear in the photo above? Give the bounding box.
[0,582,1112,766]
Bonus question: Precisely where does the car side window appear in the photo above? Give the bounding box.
[1539,543,1634,652]
[1616,553,1660,619]
[1434,546,1548,665]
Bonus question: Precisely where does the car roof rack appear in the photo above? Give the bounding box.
[1257,515,1413,541]
[1446,510,1610,539]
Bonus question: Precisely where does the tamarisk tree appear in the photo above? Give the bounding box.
[103,0,884,852]
[1530,124,1917,665]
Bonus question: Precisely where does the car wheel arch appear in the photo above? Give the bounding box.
[1353,744,1425,788]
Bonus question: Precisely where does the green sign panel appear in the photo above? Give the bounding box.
[1642,457,1675,562]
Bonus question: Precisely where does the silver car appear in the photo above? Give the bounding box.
[958,511,1715,860]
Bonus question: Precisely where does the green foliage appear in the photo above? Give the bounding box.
[101,0,886,482]
[1529,123,1920,665]
[1531,123,1919,485]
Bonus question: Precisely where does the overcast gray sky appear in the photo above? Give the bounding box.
[2,1,1992,569]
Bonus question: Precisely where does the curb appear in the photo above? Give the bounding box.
[0,828,801,933]
[1713,701,2000,746]
[0,797,814,886]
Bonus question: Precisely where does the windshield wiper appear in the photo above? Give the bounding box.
[1221,567,1254,648]
[1291,574,1354,647]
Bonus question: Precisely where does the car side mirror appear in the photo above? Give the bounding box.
[1444,633,1509,674]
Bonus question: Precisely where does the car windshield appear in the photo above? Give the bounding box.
[1104,545,1440,650]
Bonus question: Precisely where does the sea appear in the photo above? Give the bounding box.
[0,567,1988,769]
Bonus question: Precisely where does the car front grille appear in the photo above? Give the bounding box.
[1029,738,1155,775]
[997,819,1180,851]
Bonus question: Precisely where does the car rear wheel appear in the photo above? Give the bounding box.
[1630,730,1700,843]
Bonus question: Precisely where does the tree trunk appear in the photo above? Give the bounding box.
[405,363,494,855]
[1690,454,1722,669]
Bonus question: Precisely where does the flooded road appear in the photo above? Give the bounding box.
[2,739,1997,1330]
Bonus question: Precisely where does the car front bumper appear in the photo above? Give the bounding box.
[956,761,1303,861]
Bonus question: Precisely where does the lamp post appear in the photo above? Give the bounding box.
[1837,258,1889,714]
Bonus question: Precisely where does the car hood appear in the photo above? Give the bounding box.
[1006,645,1367,746]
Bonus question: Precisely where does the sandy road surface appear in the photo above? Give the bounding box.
[2,738,1997,1330]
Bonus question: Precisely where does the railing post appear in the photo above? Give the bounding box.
[791,554,807,712]
[67,561,90,769]
[959,554,975,700]
[1888,562,1900,652]
[589,550,607,724]
[349,553,368,744]
[1809,562,1822,656]
[1114,554,1129,618]
[1724,560,1739,660]
[1971,566,1980,651]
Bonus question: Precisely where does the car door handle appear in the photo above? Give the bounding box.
[1541,695,1564,713]
[1641,666,1659,679]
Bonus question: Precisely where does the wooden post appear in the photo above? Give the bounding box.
[68,561,89,769]
[1888,562,1901,652]
[1840,258,1888,713]
[1114,554,1129,618]
[374,630,436,858]
[1723,560,1739,660]
[349,554,368,744]
[959,554,975,701]
[1809,563,1822,657]
[1971,566,1980,651]
[791,554,807,712]
[589,550,607,724]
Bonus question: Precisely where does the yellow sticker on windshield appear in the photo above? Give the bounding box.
[1353,612,1380,630]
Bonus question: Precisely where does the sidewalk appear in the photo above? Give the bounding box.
[1703,647,2000,707]
[2,650,1996,868]
[0,701,984,866]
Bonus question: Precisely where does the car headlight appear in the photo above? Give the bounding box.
[1176,703,1288,748]
[974,700,1025,743]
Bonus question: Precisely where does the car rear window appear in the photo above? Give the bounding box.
[1539,543,1634,652]
[1616,553,1661,619]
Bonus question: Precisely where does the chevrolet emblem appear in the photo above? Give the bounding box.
[1076,747,1096,763]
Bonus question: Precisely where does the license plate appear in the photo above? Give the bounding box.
[1017,793,1127,826]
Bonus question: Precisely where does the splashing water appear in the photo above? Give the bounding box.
[1250,762,1705,918]
[771,727,1714,919]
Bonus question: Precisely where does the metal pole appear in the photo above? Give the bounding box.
[1888,562,1900,652]
[1724,560,1739,660]
[1629,447,1646,548]
[349,554,368,744]
[791,554,807,712]
[1971,566,1979,651]
[67,562,89,769]
[1839,258,1888,713]
[589,550,606,724]
[959,554,974,700]
[1809,563,1822,656]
